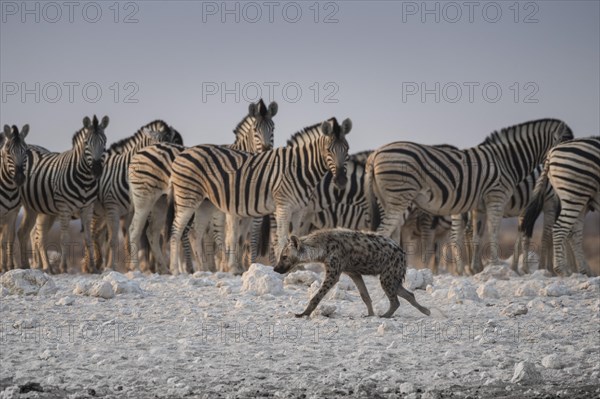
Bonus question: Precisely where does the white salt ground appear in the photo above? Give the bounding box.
[0,265,599,398]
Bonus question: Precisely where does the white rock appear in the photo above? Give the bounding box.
[448,281,480,302]
[0,286,8,297]
[303,263,323,273]
[501,303,528,317]
[420,268,434,288]
[404,269,424,291]
[283,270,320,286]
[186,278,215,287]
[55,296,75,306]
[316,304,336,317]
[542,281,571,297]
[511,361,542,384]
[542,354,566,369]
[73,281,91,295]
[88,280,115,299]
[474,264,518,281]
[103,271,143,294]
[399,382,416,394]
[240,264,283,296]
[336,274,355,290]
[0,269,56,296]
[515,281,542,297]
[219,286,232,296]
[477,281,500,299]
[530,269,551,279]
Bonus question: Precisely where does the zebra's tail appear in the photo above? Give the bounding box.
[520,159,550,237]
[257,215,271,258]
[365,152,381,231]
[166,189,176,241]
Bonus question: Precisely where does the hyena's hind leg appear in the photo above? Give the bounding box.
[346,272,374,316]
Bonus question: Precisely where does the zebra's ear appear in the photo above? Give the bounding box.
[268,101,278,118]
[248,102,258,117]
[0,132,5,148]
[20,124,29,139]
[83,116,92,129]
[101,116,110,129]
[3,125,10,136]
[341,118,352,135]
[290,235,301,251]
[321,120,333,136]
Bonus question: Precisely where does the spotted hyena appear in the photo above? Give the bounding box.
[274,228,431,318]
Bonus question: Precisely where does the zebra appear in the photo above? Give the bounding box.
[17,115,109,273]
[168,117,352,275]
[455,164,558,275]
[521,136,599,276]
[366,119,573,275]
[89,120,180,271]
[0,124,29,271]
[127,100,278,273]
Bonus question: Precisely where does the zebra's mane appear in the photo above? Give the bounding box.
[232,115,256,138]
[286,120,334,148]
[108,120,169,154]
[480,118,568,146]
[71,126,89,148]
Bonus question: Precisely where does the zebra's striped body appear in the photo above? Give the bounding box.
[521,136,600,275]
[0,125,30,271]
[168,117,352,275]
[17,116,108,273]
[127,100,278,273]
[367,119,573,274]
[90,120,180,271]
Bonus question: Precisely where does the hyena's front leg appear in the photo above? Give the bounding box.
[297,270,340,318]
[346,272,374,316]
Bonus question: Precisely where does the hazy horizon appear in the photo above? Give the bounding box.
[2,1,599,152]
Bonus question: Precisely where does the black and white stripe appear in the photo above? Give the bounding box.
[17,115,108,273]
[127,100,278,273]
[0,124,30,271]
[366,119,573,275]
[168,117,352,275]
[91,120,179,271]
[521,136,599,275]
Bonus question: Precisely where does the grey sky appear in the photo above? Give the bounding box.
[1,0,598,152]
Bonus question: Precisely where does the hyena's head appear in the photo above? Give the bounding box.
[1,124,29,186]
[82,115,108,178]
[248,99,278,152]
[321,117,351,189]
[274,235,305,274]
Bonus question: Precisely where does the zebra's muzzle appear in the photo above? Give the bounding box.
[92,160,104,178]
[334,172,348,189]
[15,170,26,186]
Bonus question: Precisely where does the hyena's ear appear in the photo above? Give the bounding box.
[290,235,301,251]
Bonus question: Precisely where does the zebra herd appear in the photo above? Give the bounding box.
[0,101,598,277]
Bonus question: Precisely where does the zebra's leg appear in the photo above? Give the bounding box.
[147,207,169,274]
[225,214,244,275]
[1,209,18,271]
[478,202,504,271]
[17,207,38,269]
[568,215,589,275]
[450,215,467,275]
[274,206,293,262]
[80,205,97,274]
[541,200,556,274]
[170,201,209,275]
[34,214,55,273]
[469,209,488,274]
[511,222,523,274]
[128,189,162,271]
[551,202,586,276]
[104,207,121,271]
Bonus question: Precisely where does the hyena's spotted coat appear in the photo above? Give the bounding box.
[274,228,431,318]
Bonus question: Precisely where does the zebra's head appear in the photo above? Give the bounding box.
[321,117,352,189]
[248,99,278,152]
[553,122,574,144]
[82,115,109,178]
[170,127,184,145]
[1,124,29,186]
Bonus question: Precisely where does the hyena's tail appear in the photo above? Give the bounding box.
[398,286,431,316]
[365,152,381,231]
[520,158,550,238]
